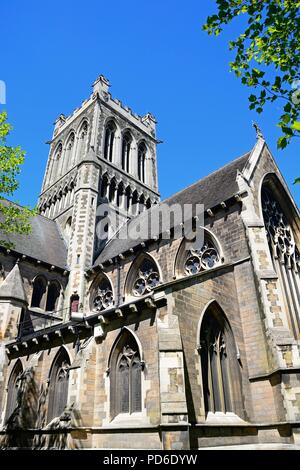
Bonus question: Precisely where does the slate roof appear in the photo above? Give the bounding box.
[0,201,68,270]
[0,262,28,302]
[93,151,251,266]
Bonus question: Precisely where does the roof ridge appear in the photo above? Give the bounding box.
[163,151,251,204]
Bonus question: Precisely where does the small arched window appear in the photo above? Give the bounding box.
[79,121,88,140]
[131,190,139,215]
[100,175,109,199]
[5,360,23,423]
[31,276,47,309]
[117,183,124,207]
[109,329,142,419]
[104,120,116,162]
[125,187,131,211]
[67,132,75,151]
[46,282,61,312]
[129,257,160,297]
[77,121,88,162]
[121,132,132,172]
[184,236,221,276]
[109,179,117,203]
[64,216,72,242]
[49,143,62,184]
[47,348,70,423]
[91,276,114,312]
[200,303,241,415]
[63,132,75,172]
[138,142,146,183]
[55,143,62,161]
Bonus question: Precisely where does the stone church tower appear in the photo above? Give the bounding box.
[38,75,159,318]
[0,76,300,450]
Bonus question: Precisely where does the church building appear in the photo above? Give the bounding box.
[0,75,300,449]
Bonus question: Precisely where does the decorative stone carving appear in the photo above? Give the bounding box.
[184,239,220,275]
[92,278,114,312]
[132,259,160,296]
[262,187,299,268]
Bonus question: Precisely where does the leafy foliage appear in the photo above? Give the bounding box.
[0,111,36,246]
[203,0,300,182]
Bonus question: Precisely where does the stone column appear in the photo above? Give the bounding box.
[156,293,190,450]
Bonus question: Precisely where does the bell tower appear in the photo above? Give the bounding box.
[38,75,160,313]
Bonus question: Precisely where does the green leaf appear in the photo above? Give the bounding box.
[277,136,288,149]
[291,122,300,131]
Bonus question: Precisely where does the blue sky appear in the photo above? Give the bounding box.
[1,0,299,207]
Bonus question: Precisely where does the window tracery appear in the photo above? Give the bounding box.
[184,239,220,275]
[109,330,142,418]
[92,278,114,312]
[262,186,300,336]
[132,258,160,296]
[104,120,116,162]
[47,349,70,423]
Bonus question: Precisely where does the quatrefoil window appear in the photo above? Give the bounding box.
[132,259,160,296]
[185,240,220,276]
[92,279,114,312]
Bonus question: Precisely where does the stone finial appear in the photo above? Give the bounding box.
[92,75,110,95]
[252,121,265,140]
[0,263,27,304]
[54,114,66,130]
[141,112,157,130]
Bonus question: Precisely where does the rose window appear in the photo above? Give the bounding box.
[262,187,297,262]
[262,186,300,338]
[185,240,220,275]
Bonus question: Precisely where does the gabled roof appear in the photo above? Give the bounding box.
[0,262,27,303]
[93,151,251,266]
[0,202,68,270]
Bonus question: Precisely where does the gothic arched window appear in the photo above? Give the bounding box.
[64,216,72,242]
[121,132,132,172]
[77,121,88,162]
[262,186,300,337]
[31,276,47,309]
[200,304,240,415]
[130,257,160,297]
[91,276,114,312]
[46,281,61,312]
[49,143,62,184]
[109,330,142,418]
[131,190,139,215]
[63,132,75,173]
[5,360,23,423]
[47,348,70,423]
[104,120,116,162]
[184,236,221,276]
[55,143,62,161]
[138,142,146,183]
[109,179,117,203]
